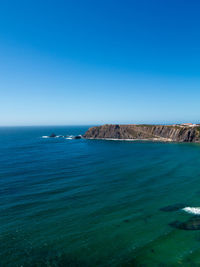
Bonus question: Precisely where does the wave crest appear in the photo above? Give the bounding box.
[182,207,200,215]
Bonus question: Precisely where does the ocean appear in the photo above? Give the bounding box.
[1,126,200,266]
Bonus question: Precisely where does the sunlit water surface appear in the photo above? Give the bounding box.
[1,126,200,266]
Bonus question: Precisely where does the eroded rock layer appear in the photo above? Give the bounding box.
[83,124,200,142]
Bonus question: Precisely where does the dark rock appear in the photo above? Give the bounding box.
[124,219,130,223]
[170,217,200,230]
[49,133,56,138]
[73,135,82,139]
[160,203,186,212]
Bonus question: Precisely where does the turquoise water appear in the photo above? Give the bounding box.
[1,126,200,266]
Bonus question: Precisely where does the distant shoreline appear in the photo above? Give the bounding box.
[83,124,200,143]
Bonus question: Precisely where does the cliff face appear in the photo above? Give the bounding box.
[83,124,200,142]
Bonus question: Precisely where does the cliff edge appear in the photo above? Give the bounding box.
[83,124,200,142]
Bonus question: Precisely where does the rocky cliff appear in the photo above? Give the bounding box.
[83,124,200,142]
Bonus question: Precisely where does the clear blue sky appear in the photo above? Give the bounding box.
[0,0,200,126]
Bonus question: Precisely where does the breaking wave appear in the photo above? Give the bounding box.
[66,136,73,140]
[182,207,200,215]
[41,135,81,140]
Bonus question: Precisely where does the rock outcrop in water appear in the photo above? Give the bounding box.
[170,217,200,230]
[83,124,200,142]
[160,203,186,212]
[49,133,56,138]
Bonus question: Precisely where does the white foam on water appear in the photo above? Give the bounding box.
[182,207,200,215]
[66,136,74,139]
[42,135,81,140]
[86,137,172,142]
[42,135,64,138]
[87,138,148,141]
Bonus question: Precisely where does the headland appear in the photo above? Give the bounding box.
[83,123,200,142]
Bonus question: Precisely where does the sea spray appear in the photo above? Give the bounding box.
[182,207,200,215]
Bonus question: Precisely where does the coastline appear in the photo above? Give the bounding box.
[84,124,200,143]
[85,137,173,142]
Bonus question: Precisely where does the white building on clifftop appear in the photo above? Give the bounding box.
[181,123,196,127]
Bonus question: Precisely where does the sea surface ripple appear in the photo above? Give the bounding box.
[1,126,200,266]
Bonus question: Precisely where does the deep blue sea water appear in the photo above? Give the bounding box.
[1,126,200,266]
